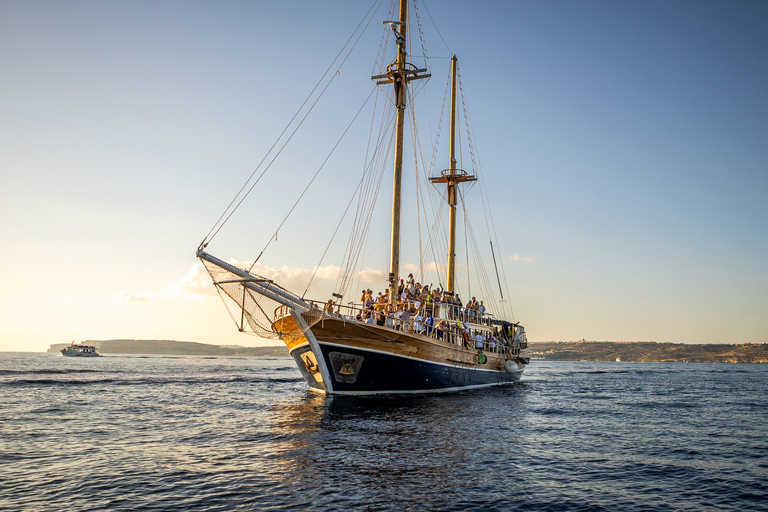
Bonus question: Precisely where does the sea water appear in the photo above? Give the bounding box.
[1,353,766,511]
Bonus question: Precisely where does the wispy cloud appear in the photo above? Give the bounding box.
[113,290,152,302]
[510,254,535,263]
[358,269,387,283]
[113,262,218,303]
[115,260,360,304]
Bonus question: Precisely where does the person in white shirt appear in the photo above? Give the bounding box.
[413,311,423,333]
[474,331,485,349]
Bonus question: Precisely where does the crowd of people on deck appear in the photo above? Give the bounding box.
[318,273,525,354]
[354,274,485,320]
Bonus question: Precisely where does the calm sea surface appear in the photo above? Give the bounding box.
[1,353,766,511]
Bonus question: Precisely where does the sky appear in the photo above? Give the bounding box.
[1,0,767,352]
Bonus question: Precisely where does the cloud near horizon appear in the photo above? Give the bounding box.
[113,290,152,302]
[510,254,535,263]
[114,260,400,304]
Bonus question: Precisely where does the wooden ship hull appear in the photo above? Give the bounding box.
[288,316,526,394]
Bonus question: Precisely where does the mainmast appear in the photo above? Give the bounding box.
[372,0,430,305]
[429,55,476,295]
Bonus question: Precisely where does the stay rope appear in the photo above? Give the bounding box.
[200,0,383,250]
[250,87,378,274]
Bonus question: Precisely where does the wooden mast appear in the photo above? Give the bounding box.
[372,0,430,306]
[447,55,458,294]
[429,55,476,296]
[389,0,408,305]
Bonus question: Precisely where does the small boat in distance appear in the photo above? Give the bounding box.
[61,343,101,357]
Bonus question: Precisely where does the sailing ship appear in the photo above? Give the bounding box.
[197,0,529,395]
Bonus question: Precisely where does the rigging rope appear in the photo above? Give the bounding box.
[250,88,378,274]
[458,66,516,322]
[420,0,452,55]
[201,0,384,249]
[336,89,398,297]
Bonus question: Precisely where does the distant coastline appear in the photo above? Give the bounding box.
[528,341,768,364]
[46,339,768,363]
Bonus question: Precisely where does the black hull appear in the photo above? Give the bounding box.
[290,342,523,395]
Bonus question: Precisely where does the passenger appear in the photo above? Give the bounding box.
[462,321,471,347]
[364,292,374,312]
[467,297,479,319]
[474,330,485,349]
[413,310,423,333]
[406,274,415,296]
[424,312,434,336]
[436,320,449,340]
[325,300,334,315]
[400,306,411,331]
[479,301,485,319]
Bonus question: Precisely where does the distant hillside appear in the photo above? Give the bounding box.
[528,341,768,363]
[48,339,768,363]
[49,339,289,357]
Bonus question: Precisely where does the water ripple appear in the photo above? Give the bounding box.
[1,355,766,511]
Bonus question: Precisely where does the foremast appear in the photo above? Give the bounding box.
[371,0,430,306]
[430,55,476,295]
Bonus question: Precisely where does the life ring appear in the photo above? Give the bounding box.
[477,352,487,365]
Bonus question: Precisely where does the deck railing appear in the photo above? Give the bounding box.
[301,299,526,356]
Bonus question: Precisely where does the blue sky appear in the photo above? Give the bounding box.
[1,0,766,351]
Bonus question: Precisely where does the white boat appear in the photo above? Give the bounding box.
[61,343,101,357]
[197,0,529,395]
